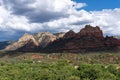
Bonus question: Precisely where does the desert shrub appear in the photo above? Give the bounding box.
[77,64,101,80]
[107,65,117,75]
[0,60,119,80]
[76,64,117,80]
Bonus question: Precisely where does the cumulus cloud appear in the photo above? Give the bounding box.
[2,0,86,23]
[90,8,120,35]
[0,0,120,41]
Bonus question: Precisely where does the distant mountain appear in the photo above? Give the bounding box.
[5,33,38,51]
[114,36,120,39]
[44,25,120,53]
[54,32,65,39]
[4,25,120,53]
[5,32,65,51]
[33,32,57,48]
[0,41,14,50]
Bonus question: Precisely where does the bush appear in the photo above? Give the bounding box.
[0,61,119,80]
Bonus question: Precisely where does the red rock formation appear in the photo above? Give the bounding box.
[44,25,120,53]
[4,25,120,53]
[78,25,103,39]
[31,54,43,60]
[63,30,76,39]
[104,36,120,49]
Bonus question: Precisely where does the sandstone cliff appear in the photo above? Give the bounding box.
[5,32,61,51]
[78,25,103,39]
[4,25,120,53]
[63,30,76,39]
[44,25,120,53]
[5,33,39,50]
[54,32,65,39]
[33,32,57,48]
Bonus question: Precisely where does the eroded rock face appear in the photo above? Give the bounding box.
[44,25,120,53]
[63,30,76,39]
[4,25,120,53]
[54,32,65,39]
[5,33,39,50]
[17,39,39,52]
[104,36,120,49]
[5,32,58,51]
[33,32,57,48]
[78,25,103,39]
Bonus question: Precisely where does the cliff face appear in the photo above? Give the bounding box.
[5,33,39,51]
[77,25,103,39]
[44,25,120,53]
[5,32,62,51]
[4,25,120,53]
[54,32,65,39]
[104,36,120,49]
[63,30,76,39]
[33,32,57,48]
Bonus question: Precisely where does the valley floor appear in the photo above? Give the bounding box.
[0,51,120,80]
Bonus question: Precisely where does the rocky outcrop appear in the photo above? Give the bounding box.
[78,25,103,39]
[63,30,76,39]
[54,32,65,39]
[5,32,58,51]
[44,25,120,53]
[33,32,57,48]
[104,36,120,49]
[5,33,39,51]
[4,25,120,53]
[17,39,39,52]
[18,33,38,46]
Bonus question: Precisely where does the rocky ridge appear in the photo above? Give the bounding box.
[78,25,103,39]
[4,25,120,53]
[0,41,13,50]
[44,25,120,53]
[5,32,65,51]
[5,33,38,50]
[33,32,57,48]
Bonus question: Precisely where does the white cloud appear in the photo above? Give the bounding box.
[0,0,120,40]
[90,8,120,35]
[1,0,86,23]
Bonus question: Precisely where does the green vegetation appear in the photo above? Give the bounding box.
[0,52,120,79]
[0,60,120,80]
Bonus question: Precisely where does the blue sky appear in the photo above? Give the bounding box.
[75,0,120,11]
[0,0,120,41]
